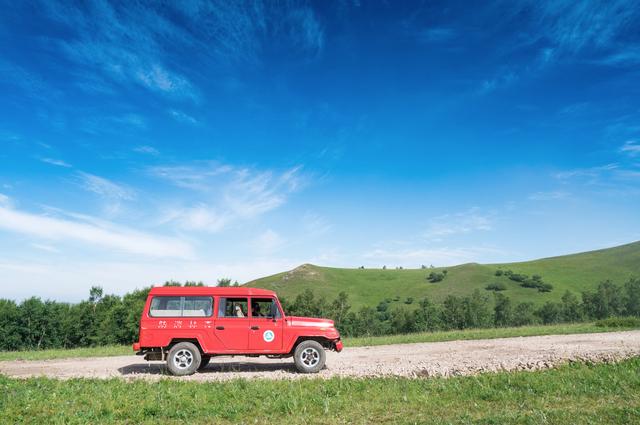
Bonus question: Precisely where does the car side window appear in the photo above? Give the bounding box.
[149,296,212,317]
[250,298,281,318]
[218,297,248,318]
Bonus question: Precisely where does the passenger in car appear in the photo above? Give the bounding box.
[234,305,245,317]
[252,303,262,317]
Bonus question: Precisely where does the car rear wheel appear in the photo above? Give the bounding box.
[293,340,325,373]
[167,342,201,376]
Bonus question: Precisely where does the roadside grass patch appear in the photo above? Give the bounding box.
[1,358,639,424]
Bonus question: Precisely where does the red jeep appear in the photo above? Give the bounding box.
[133,286,343,375]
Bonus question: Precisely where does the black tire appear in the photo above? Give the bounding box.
[293,340,326,373]
[166,342,201,376]
[198,356,211,371]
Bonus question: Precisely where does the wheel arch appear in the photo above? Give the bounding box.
[288,336,332,354]
[167,338,205,354]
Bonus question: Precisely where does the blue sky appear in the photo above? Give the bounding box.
[1,1,640,300]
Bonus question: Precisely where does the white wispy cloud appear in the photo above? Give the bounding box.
[133,145,159,156]
[479,70,518,95]
[169,109,198,125]
[252,229,285,253]
[224,166,303,219]
[554,163,619,181]
[0,199,193,258]
[621,141,640,156]
[157,205,229,234]
[509,1,640,65]
[77,172,134,201]
[528,191,569,201]
[148,162,233,191]
[150,162,304,232]
[40,157,72,168]
[424,208,493,239]
[0,193,11,207]
[31,243,60,253]
[37,0,325,100]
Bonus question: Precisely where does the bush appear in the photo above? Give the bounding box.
[595,317,640,328]
[485,282,507,291]
[508,273,528,283]
[495,270,504,277]
[427,272,446,283]
[404,297,414,305]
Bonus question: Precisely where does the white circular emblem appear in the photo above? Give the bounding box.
[263,330,275,342]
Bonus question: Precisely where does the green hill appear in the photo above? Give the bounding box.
[247,241,640,308]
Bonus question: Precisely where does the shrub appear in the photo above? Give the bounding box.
[485,282,507,291]
[508,273,528,283]
[595,317,640,328]
[404,297,414,305]
[427,272,446,283]
[495,269,504,277]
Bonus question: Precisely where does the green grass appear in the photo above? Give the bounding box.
[2,322,637,362]
[0,345,131,361]
[249,241,640,308]
[2,358,639,424]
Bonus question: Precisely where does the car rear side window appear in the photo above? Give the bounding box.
[149,296,213,317]
[218,297,248,318]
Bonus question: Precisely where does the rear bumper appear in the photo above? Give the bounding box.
[132,342,141,352]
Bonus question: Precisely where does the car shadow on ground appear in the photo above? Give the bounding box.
[118,361,298,376]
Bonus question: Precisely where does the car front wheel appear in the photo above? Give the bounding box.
[293,340,326,373]
[167,342,201,376]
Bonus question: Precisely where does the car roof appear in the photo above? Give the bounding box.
[148,286,277,297]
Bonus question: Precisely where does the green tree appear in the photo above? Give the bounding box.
[441,295,466,329]
[217,278,232,287]
[0,300,21,350]
[536,302,562,325]
[493,293,512,327]
[624,278,640,316]
[582,281,624,319]
[512,302,537,326]
[414,298,441,331]
[464,290,491,328]
[561,291,582,322]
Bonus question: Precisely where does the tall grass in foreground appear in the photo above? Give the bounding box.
[1,321,638,361]
[1,358,639,424]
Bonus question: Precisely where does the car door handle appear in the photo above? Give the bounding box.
[251,326,260,330]
[216,326,224,330]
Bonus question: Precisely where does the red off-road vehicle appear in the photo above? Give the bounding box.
[133,286,343,375]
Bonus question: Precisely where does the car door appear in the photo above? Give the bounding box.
[248,297,283,352]
[213,297,250,351]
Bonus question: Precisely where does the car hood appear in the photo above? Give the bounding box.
[287,316,335,328]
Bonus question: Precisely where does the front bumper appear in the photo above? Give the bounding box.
[334,339,343,352]
[132,342,141,352]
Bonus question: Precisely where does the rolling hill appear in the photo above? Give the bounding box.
[247,241,640,308]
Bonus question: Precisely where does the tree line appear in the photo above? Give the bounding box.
[282,278,640,337]
[0,278,638,351]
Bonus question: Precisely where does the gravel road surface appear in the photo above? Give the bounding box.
[1,330,639,381]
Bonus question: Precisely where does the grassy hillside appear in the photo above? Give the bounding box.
[248,241,640,308]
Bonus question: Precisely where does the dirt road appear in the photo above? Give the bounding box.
[2,330,639,381]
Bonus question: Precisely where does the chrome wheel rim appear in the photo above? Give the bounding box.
[173,349,193,369]
[301,347,320,368]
